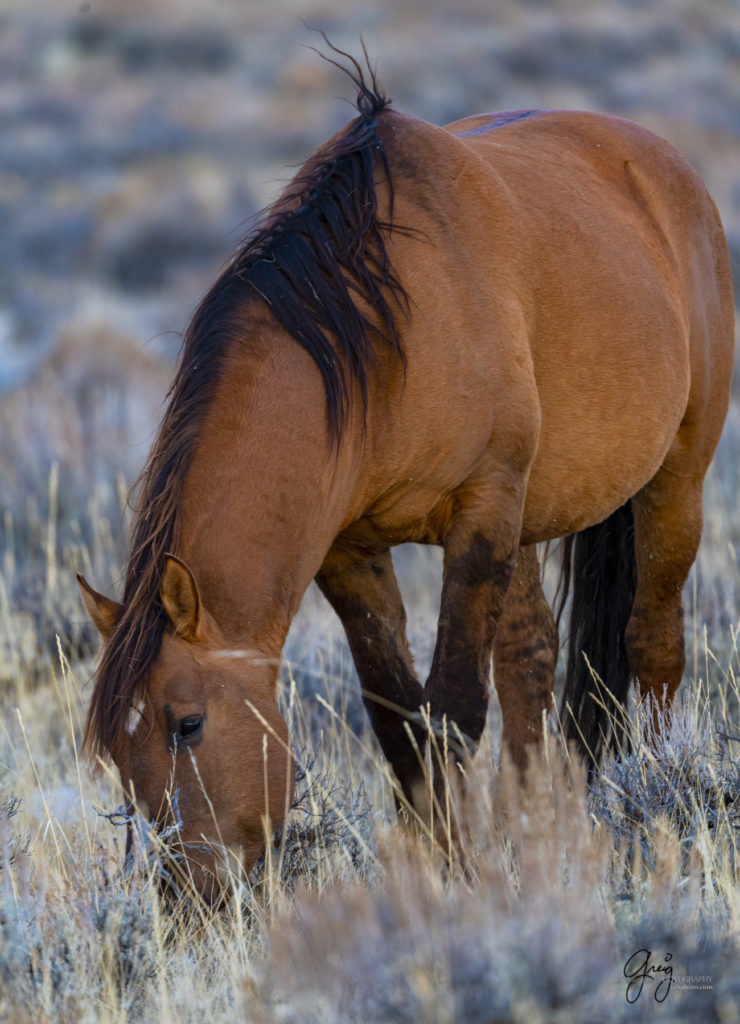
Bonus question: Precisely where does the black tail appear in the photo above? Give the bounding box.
[558,501,636,764]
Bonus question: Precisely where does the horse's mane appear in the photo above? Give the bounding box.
[84,49,408,763]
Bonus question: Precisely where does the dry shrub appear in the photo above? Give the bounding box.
[238,670,740,1023]
[0,324,169,514]
[4,628,740,1022]
[257,720,740,1023]
[0,324,171,674]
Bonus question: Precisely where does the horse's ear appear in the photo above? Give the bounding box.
[77,574,122,638]
[160,554,202,641]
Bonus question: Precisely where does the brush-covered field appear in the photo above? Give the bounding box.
[2,1,740,1021]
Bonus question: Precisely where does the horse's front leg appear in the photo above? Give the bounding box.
[316,547,426,807]
[422,474,527,802]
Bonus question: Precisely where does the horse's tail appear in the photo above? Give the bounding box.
[558,500,636,763]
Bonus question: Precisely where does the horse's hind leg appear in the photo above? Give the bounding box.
[625,455,707,721]
[493,544,557,771]
[626,224,733,722]
[316,548,425,805]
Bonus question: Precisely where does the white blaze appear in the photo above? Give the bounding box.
[127,699,146,736]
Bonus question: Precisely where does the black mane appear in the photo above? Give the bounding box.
[204,47,406,439]
[85,49,408,762]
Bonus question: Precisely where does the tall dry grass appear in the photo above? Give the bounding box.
[1,489,740,1022]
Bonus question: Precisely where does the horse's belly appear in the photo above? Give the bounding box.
[521,389,686,543]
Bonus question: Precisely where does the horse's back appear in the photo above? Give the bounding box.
[444,107,732,330]
[445,108,733,359]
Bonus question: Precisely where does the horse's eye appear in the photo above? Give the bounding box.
[178,715,203,742]
[164,705,205,751]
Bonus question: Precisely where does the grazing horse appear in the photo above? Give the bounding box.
[79,56,734,900]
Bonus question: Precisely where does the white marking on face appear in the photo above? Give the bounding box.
[213,649,280,667]
[127,699,146,736]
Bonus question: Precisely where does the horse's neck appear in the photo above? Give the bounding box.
[176,337,359,649]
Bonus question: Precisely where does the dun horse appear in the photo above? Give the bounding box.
[79,55,734,900]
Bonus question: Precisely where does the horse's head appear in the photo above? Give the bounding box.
[79,556,293,903]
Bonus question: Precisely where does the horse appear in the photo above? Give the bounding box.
[78,53,735,901]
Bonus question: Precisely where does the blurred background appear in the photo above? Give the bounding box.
[1,0,738,676]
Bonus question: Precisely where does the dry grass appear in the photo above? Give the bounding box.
[1,499,740,1022]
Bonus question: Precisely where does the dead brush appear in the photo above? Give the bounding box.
[250,751,378,895]
[0,795,27,873]
[5,630,740,1022]
[586,684,740,886]
[259,733,620,1024]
